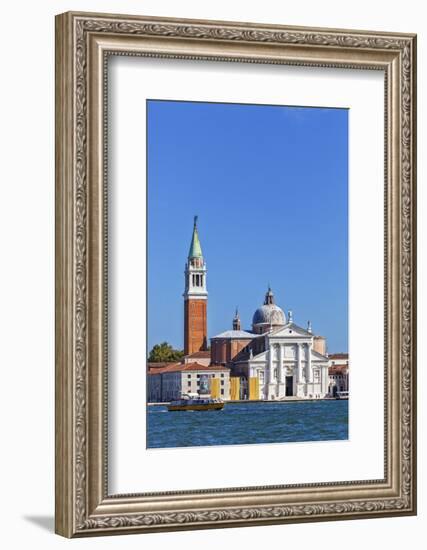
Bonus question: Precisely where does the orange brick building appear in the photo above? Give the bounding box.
[210,311,256,364]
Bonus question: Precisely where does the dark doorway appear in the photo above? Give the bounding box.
[285,376,293,396]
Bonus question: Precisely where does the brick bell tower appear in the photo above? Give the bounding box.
[184,216,208,355]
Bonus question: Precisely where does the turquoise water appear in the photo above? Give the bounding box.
[147,400,348,448]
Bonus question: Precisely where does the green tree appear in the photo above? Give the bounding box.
[148,342,184,362]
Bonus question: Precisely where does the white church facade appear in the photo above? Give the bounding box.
[211,288,330,400]
[235,323,330,400]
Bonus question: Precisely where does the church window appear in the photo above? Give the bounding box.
[221,389,224,395]
[221,380,224,386]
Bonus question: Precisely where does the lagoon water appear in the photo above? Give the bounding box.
[147,400,348,448]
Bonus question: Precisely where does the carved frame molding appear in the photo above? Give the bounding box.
[55,11,416,537]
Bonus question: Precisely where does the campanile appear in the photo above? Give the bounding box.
[183,216,208,355]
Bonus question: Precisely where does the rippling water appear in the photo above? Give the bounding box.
[147,400,348,448]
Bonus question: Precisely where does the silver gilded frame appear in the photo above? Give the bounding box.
[55,11,417,537]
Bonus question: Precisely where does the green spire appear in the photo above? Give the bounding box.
[188,215,203,259]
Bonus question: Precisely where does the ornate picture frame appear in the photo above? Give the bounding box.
[55,11,417,537]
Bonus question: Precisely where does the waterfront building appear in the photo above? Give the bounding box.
[147,362,177,374]
[148,362,230,402]
[328,353,349,367]
[211,287,330,400]
[147,352,215,402]
[328,353,349,396]
[182,350,211,366]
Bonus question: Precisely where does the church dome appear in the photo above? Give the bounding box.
[252,304,286,326]
[252,287,286,328]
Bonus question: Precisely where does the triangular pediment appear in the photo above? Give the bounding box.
[270,322,313,338]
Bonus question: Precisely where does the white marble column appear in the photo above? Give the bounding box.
[279,344,284,383]
[268,344,274,384]
[324,365,329,394]
[297,343,302,383]
[307,343,313,383]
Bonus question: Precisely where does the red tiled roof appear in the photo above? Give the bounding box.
[328,353,349,359]
[148,362,229,374]
[147,362,178,372]
[185,350,211,358]
[329,365,348,375]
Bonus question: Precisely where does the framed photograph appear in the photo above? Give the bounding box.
[55,11,417,537]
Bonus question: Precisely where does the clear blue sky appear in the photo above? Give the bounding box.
[147,100,348,353]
